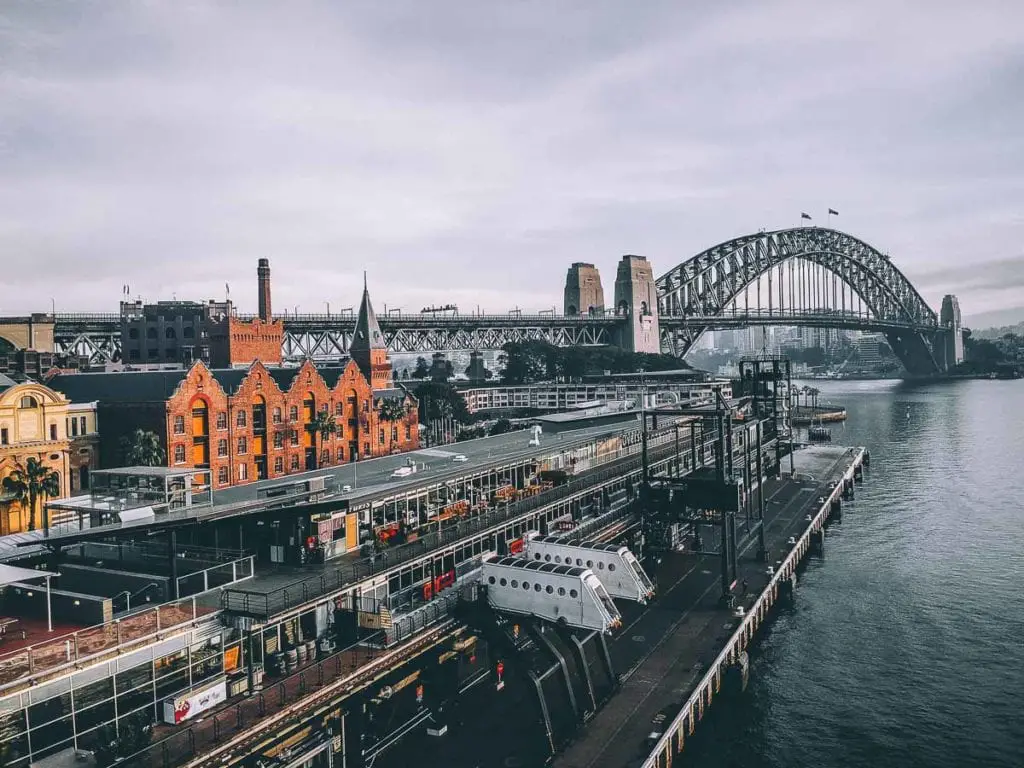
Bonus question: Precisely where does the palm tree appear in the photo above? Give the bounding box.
[309,411,338,468]
[2,457,62,532]
[120,429,166,466]
[378,397,409,423]
[808,387,821,410]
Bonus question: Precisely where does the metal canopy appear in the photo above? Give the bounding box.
[0,563,57,587]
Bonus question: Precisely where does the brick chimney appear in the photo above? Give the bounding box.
[257,258,272,322]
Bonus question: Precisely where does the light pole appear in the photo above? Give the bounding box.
[118,590,131,612]
[353,451,359,489]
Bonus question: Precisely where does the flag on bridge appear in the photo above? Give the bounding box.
[828,208,839,216]
[801,212,812,220]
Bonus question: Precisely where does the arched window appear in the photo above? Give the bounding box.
[19,396,38,409]
[146,327,157,339]
[128,328,139,340]
[183,327,195,339]
[165,327,176,339]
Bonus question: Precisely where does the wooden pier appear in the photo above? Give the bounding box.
[554,444,868,768]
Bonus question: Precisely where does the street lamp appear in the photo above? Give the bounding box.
[118,590,131,612]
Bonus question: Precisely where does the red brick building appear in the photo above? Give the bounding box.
[48,283,418,488]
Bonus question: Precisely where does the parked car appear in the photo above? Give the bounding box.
[452,454,468,463]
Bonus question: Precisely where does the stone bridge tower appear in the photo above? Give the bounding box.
[614,255,661,354]
[563,263,606,316]
[939,294,964,371]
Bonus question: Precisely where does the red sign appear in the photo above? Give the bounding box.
[509,538,524,554]
[496,661,505,682]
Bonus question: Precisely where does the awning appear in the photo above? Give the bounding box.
[0,563,58,588]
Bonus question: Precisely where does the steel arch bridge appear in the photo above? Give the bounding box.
[13,227,953,376]
[656,227,946,375]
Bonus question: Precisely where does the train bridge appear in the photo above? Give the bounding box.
[1,227,963,376]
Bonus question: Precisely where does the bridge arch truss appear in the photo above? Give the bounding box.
[655,227,942,372]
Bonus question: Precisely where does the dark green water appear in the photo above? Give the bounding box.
[683,379,1024,768]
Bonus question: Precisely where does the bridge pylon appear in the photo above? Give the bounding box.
[614,255,661,354]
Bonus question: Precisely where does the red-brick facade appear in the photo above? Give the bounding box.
[161,359,417,488]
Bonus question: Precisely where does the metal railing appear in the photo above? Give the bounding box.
[175,555,255,598]
[0,596,206,694]
[117,620,457,768]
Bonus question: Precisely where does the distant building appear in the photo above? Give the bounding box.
[118,259,284,368]
[47,283,418,489]
[0,374,94,534]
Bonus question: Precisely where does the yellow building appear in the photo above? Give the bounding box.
[0,374,72,534]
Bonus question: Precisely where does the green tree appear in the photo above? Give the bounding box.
[413,381,470,423]
[308,411,338,468]
[499,341,548,384]
[378,397,409,422]
[2,457,61,532]
[488,418,514,436]
[412,357,431,379]
[120,429,166,466]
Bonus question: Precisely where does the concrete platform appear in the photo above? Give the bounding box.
[554,445,862,768]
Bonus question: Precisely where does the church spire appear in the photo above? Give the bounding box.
[351,278,385,352]
[351,276,392,388]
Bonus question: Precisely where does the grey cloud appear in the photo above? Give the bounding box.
[1,0,1023,321]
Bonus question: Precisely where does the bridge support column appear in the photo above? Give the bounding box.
[613,255,661,353]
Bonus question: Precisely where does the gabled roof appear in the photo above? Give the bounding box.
[0,373,17,393]
[350,275,386,353]
[48,369,190,404]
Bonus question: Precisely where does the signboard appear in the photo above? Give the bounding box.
[162,678,227,725]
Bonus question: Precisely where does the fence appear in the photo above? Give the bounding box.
[175,555,255,598]
[0,596,204,694]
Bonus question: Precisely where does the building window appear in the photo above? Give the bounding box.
[378,429,385,445]
[128,328,139,340]
[217,412,228,429]
[80,416,87,435]
[174,445,185,463]
[405,425,411,440]
[173,415,185,434]
[183,326,195,338]
[165,327,176,339]
[290,429,299,446]
[391,426,398,442]
[236,410,247,428]
[146,327,157,339]
[129,349,140,360]
[337,445,344,462]
[290,455,299,470]
[273,432,283,449]
[218,466,229,484]
[289,405,299,422]
[272,407,282,424]
[335,402,343,416]
[362,400,369,413]
[147,347,158,358]
[274,457,283,473]
[217,439,228,457]
[238,463,248,481]
[50,423,58,441]
[19,396,37,409]
[237,437,248,454]
[363,442,370,456]
[0,427,8,445]
[321,449,330,465]
[70,418,79,437]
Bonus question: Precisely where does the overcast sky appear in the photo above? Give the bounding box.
[2,1,1022,325]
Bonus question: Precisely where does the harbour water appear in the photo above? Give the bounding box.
[682,379,1024,768]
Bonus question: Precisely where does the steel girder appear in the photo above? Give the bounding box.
[654,227,940,369]
[280,319,615,360]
